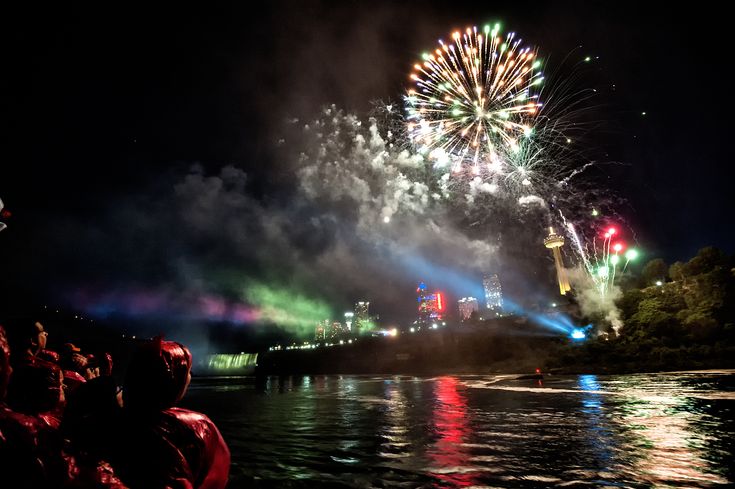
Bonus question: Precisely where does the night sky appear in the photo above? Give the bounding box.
[1,2,732,346]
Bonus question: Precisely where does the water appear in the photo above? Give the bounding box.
[183,371,735,488]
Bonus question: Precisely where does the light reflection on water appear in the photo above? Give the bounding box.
[184,371,735,487]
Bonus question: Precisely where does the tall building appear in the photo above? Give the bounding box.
[329,321,345,340]
[544,227,571,295]
[457,297,479,320]
[483,273,503,313]
[416,282,444,324]
[315,320,327,341]
[344,312,354,333]
[353,301,370,335]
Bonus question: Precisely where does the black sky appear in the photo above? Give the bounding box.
[1,1,733,338]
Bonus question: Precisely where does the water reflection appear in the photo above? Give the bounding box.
[379,379,410,459]
[184,371,735,487]
[575,374,619,481]
[578,374,602,411]
[615,376,728,486]
[428,376,476,487]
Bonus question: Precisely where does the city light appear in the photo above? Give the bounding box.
[458,297,479,320]
[570,329,586,340]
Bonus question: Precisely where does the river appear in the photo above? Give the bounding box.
[183,371,735,488]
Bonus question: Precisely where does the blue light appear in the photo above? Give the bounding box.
[570,329,586,340]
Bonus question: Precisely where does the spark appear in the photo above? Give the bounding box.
[560,212,639,302]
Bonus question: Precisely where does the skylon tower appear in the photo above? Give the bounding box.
[544,227,571,295]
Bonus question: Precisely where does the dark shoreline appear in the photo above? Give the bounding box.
[250,329,735,377]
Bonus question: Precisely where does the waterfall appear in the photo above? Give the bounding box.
[200,353,258,375]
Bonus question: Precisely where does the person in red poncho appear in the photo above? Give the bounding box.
[0,325,74,488]
[111,338,230,489]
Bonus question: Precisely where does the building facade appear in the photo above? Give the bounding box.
[353,301,370,335]
[457,296,479,320]
[482,273,503,314]
[344,311,354,333]
[315,320,327,341]
[416,282,444,324]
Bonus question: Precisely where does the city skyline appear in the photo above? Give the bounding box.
[312,273,510,336]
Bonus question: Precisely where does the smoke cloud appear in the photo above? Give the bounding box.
[59,107,531,341]
[566,266,623,333]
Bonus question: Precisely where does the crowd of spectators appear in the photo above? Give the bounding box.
[0,318,230,489]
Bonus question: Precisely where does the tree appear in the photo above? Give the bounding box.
[617,291,686,349]
[684,247,727,276]
[641,258,668,287]
[681,311,719,342]
[669,261,686,282]
[681,268,728,319]
[617,288,644,320]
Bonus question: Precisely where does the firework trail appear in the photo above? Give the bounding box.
[560,211,639,300]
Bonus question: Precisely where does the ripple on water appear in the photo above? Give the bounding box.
[183,371,735,487]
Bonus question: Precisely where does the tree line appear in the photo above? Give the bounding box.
[554,247,735,372]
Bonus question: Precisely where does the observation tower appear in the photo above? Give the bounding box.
[544,227,571,295]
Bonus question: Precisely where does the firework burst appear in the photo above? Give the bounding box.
[402,24,609,216]
[405,24,543,177]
